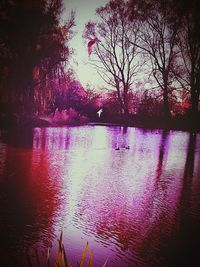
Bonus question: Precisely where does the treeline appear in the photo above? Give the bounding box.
[84,0,200,126]
[0,0,102,127]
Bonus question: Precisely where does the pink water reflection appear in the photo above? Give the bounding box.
[0,126,200,266]
[32,126,200,266]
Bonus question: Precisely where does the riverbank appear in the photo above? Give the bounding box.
[0,109,88,128]
[89,114,200,132]
[0,112,199,132]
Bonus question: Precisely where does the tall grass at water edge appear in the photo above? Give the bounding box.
[27,232,107,267]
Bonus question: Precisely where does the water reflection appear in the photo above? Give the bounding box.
[0,128,33,148]
[33,127,70,150]
[0,127,200,267]
[0,141,65,266]
[156,130,169,179]
[173,133,200,266]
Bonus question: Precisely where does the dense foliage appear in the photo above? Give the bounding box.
[0,0,74,115]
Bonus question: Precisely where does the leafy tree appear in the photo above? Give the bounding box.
[0,0,74,115]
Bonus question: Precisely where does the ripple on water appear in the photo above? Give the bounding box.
[0,127,200,267]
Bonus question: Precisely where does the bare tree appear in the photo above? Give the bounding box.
[83,0,142,117]
[129,0,179,119]
[174,0,200,119]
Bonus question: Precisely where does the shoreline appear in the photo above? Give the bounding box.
[0,114,199,133]
[87,121,200,133]
[0,120,199,133]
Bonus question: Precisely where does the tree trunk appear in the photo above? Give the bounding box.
[116,82,125,115]
[190,87,199,119]
[123,85,129,119]
[163,90,171,120]
[26,71,35,115]
[163,76,171,120]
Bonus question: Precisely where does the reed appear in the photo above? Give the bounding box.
[27,232,107,267]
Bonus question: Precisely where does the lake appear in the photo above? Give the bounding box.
[0,126,200,267]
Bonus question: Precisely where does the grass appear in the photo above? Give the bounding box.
[27,232,107,267]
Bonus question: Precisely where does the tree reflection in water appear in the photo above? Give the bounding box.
[0,127,200,267]
[0,131,65,266]
[173,133,200,266]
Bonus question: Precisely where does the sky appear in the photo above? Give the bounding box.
[64,0,109,89]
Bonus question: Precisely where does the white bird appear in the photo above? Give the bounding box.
[97,108,103,118]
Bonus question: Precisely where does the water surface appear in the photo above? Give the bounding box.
[0,126,200,266]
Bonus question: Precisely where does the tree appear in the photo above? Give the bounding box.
[129,0,180,120]
[83,0,142,117]
[173,0,200,119]
[0,0,74,115]
[79,87,101,120]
